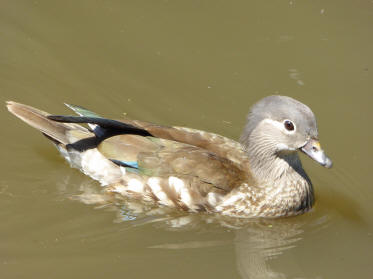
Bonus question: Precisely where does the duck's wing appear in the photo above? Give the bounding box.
[48,108,253,209]
[122,119,251,170]
[43,105,251,194]
[65,104,251,172]
[98,134,249,194]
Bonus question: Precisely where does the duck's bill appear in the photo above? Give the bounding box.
[301,138,333,168]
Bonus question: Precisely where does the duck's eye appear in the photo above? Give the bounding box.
[284,120,295,131]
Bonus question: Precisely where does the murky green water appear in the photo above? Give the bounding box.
[1,1,372,278]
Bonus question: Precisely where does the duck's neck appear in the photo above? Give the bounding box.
[240,139,314,217]
[247,145,305,184]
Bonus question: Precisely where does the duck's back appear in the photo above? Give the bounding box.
[119,119,252,171]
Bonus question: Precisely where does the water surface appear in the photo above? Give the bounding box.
[1,1,372,278]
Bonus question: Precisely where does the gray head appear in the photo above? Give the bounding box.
[240,95,332,168]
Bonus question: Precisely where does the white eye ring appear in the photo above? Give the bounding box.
[283,119,296,133]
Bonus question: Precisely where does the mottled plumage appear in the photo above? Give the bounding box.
[6,96,332,218]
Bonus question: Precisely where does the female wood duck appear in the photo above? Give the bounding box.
[7,96,332,218]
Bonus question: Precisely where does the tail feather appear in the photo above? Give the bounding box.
[6,101,89,145]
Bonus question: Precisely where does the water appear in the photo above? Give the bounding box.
[1,1,372,278]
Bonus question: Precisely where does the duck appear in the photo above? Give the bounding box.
[6,95,332,218]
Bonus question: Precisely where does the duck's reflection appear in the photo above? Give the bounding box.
[234,222,303,279]
[55,174,327,279]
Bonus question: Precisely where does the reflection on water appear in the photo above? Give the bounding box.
[57,172,330,279]
[235,223,303,279]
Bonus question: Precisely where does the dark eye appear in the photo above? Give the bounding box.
[284,120,294,131]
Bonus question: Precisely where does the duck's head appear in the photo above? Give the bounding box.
[240,95,332,168]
